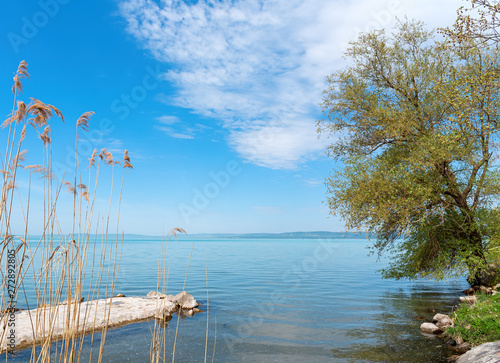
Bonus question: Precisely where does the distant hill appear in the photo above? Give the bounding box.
[27,231,368,240]
[174,231,367,240]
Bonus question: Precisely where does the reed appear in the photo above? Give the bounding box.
[148,230,216,363]
[0,61,132,363]
[0,61,215,363]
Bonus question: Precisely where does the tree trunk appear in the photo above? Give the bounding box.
[465,226,489,286]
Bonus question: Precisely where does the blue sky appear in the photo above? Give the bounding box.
[1,0,464,235]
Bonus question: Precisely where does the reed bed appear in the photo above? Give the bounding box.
[0,61,214,363]
[0,61,132,363]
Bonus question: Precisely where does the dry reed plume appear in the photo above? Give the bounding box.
[0,61,214,363]
[0,61,133,363]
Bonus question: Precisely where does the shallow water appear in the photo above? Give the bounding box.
[10,239,468,362]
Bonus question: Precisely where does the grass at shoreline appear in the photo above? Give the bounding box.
[447,291,500,346]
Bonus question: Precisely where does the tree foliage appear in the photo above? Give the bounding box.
[318,20,500,283]
[442,0,500,45]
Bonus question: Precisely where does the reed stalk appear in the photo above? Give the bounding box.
[0,61,132,363]
[0,61,214,363]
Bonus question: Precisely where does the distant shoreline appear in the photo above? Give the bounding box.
[109,231,368,240]
[24,231,369,240]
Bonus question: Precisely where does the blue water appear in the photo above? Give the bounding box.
[11,238,469,362]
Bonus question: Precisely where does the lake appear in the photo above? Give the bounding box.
[11,238,468,362]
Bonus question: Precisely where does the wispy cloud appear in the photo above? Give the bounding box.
[155,125,195,139]
[304,178,323,187]
[119,0,462,169]
[156,115,180,125]
[154,114,195,139]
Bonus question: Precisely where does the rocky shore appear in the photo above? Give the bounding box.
[419,284,500,362]
[456,341,500,363]
[0,291,200,352]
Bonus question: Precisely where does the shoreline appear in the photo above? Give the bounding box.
[420,284,500,362]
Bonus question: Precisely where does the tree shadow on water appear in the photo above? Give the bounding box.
[330,283,466,362]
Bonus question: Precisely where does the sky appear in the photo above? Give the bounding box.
[0,0,466,235]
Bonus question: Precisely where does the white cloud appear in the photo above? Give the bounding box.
[155,125,195,139]
[155,115,179,125]
[304,178,323,187]
[154,114,198,138]
[119,0,463,169]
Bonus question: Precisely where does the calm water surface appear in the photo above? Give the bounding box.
[13,239,468,362]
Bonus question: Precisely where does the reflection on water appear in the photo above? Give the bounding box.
[331,286,463,362]
[10,239,468,362]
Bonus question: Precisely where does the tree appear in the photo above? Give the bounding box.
[443,0,500,45]
[318,20,500,285]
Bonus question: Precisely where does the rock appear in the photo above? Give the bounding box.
[456,341,500,362]
[459,296,477,304]
[447,354,461,362]
[453,342,471,354]
[0,295,201,352]
[172,291,198,309]
[154,300,177,320]
[433,313,454,328]
[479,286,495,295]
[436,319,455,328]
[453,336,464,346]
[192,308,203,314]
[420,322,442,334]
[60,297,84,305]
[147,291,158,299]
[2,308,23,313]
[115,294,126,298]
[463,287,477,295]
[433,313,449,322]
[493,285,499,295]
[147,291,167,299]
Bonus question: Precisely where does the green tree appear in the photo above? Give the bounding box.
[318,21,500,285]
[443,0,500,44]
